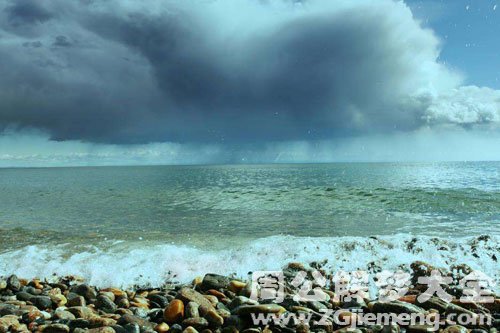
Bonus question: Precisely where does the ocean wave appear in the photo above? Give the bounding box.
[0,234,498,289]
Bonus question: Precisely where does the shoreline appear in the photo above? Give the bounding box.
[1,261,498,333]
[1,234,499,292]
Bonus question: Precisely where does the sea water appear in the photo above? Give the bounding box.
[0,162,498,287]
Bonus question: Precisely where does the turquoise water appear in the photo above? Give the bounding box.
[0,162,498,286]
[0,162,499,250]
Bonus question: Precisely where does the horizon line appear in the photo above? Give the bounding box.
[0,160,499,170]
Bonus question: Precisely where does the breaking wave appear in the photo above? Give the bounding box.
[0,234,498,289]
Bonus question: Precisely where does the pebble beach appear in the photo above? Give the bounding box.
[1,260,498,333]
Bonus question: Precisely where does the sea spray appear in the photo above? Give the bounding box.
[1,234,498,289]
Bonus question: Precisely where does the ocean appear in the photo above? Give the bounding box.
[0,162,498,287]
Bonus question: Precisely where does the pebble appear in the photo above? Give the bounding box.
[71,284,98,301]
[68,306,95,319]
[87,327,116,333]
[206,289,226,299]
[155,322,170,333]
[182,317,209,330]
[164,299,185,323]
[228,280,246,293]
[115,296,130,309]
[96,295,117,313]
[67,295,86,307]
[6,276,21,292]
[443,325,468,333]
[54,309,76,321]
[117,314,152,328]
[186,302,200,318]
[183,326,199,333]
[89,316,118,327]
[205,309,224,327]
[177,288,215,315]
[0,315,19,331]
[203,295,219,306]
[148,294,169,308]
[235,304,287,315]
[101,288,127,299]
[201,274,232,291]
[50,294,67,307]
[32,296,52,310]
[41,323,70,333]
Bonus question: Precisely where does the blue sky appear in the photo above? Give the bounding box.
[409,0,499,88]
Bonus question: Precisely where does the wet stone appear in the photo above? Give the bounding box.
[16,292,34,302]
[201,274,233,291]
[41,323,70,333]
[183,326,199,333]
[235,304,286,315]
[54,310,76,321]
[50,294,67,307]
[115,296,130,309]
[186,302,200,318]
[96,295,118,313]
[71,284,98,301]
[87,327,116,333]
[182,317,209,330]
[169,323,184,333]
[121,323,140,333]
[68,306,95,319]
[155,323,170,333]
[32,296,52,310]
[228,280,247,293]
[443,325,469,333]
[7,275,21,292]
[89,316,118,328]
[205,309,224,327]
[67,295,86,307]
[24,286,42,295]
[109,326,127,333]
[164,299,185,323]
[470,330,488,333]
[177,288,215,315]
[148,294,169,308]
[68,318,91,330]
[117,314,153,329]
[227,296,258,310]
[130,307,149,318]
[100,292,116,302]
[0,315,20,331]
[204,295,219,306]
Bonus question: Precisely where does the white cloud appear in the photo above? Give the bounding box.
[422,86,500,125]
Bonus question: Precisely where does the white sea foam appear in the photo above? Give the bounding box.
[0,234,498,289]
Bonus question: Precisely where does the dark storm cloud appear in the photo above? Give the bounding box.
[0,0,497,144]
[53,35,72,47]
[4,0,53,26]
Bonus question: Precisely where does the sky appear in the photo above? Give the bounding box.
[0,0,499,166]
